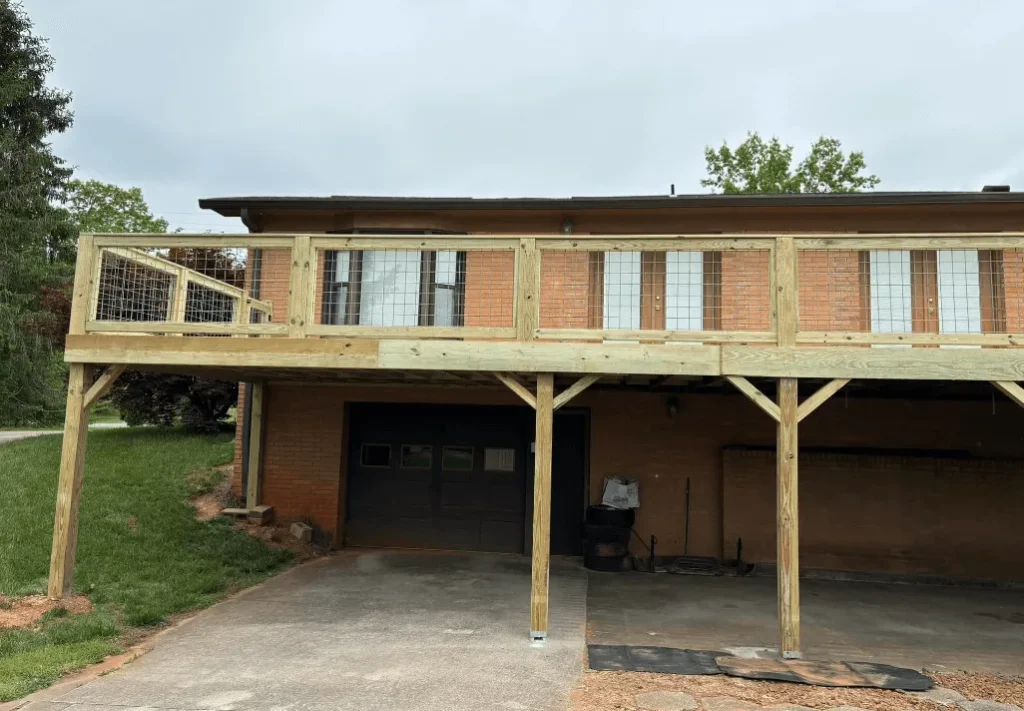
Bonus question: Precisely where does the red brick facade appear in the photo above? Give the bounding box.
[234,382,1024,581]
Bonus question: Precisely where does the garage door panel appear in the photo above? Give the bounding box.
[347,404,528,553]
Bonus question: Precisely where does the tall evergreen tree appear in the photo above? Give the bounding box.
[0,0,75,425]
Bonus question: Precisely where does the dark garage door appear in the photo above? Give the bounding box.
[345,404,530,553]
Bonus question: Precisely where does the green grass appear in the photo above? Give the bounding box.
[0,428,293,701]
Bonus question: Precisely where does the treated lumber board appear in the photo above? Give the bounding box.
[86,321,289,336]
[311,237,518,251]
[516,238,539,342]
[65,335,380,369]
[537,238,772,251]
[777,377,801,658]
[722,346,1024,381]
[246,382,265,509]
[552,374,601,410]
[796,378,850,423]
[48,364,90,599]
[992,381,1024,409]
[92,234,294,248]
[82,365,127,411]
[69,236,97,336]
[378,341,721,376]
[306,325,517,339]
[725,376,781,422]
[493,373,537,409]
[796,236,1024,250]
[531,373,554,639]
[798,332,1024,347]
[288,235,312,338]
[775,237,797,348]
[536,329,777,344]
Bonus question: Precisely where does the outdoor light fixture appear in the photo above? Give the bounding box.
[561,218,574,234]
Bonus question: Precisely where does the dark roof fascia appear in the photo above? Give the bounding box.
[198,192,1024,216]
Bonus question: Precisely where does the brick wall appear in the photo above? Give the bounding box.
[798,250,866,331]
[720,251,772,330]
[539,251,592,328]
[464,251,515,328]
[723,449,1024,579]
[244,382,1024,580]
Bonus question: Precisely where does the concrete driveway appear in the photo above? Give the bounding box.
[25,551,587,711]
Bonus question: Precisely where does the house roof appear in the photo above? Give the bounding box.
[199,191,1024,216]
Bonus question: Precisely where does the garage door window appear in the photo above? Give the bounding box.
[360,443,391,467]
[401,444,432,469]
[442,446,474,471]
[484,447,515,472]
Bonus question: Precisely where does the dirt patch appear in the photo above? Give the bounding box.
[932,672,1024,707]
[0,594,93,630]
[571,670,949,711]
[191,464,234,521]
[188,466,323,562]
[232,520,324,562]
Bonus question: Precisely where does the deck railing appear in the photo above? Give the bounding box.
[71,232,1024,348]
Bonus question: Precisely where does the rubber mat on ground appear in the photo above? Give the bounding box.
[715,656,933,690]
[587,645,723,675]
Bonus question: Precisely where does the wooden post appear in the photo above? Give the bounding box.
[48,364,90,599]
[777,377,800,658]
[288,235,312,338]
[775,237,798,347]
[69,236,97,335]
[530,372,554,640]
[246,382,265,509]
[516,238,539,342]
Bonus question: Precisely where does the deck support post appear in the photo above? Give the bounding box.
[246,381,265,509]
[777,377,801,658]
[47,364,91,599]
[530,372,554,641]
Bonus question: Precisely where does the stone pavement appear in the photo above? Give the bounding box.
[631,689,1023,711]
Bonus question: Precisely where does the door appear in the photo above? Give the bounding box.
[345,404,529,553]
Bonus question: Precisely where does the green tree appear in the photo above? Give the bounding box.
[66,179,170,234]
[701,132,880,194]
[0,0,75,426]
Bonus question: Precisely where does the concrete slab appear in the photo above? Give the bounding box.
[587,572,1024,675]
[51,551,587,711]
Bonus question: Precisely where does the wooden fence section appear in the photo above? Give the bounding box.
[74,232,1024,349]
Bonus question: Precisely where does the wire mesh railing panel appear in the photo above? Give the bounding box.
[91,246,282,329]
[315,248,514,329]
[539,249,772,334]
[798,248,1024,339]
[95,252,175,322]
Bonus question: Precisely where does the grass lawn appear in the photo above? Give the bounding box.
[0,428,293,701]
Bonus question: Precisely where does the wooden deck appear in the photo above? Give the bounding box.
[49,231,1024,658]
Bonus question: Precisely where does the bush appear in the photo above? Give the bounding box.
[109,372,237,433]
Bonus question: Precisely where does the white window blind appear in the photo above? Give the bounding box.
[869,250,912,333]
[359,250,422,326]
[603,252,641,329]
[937,249,982,334]
[665,251,703,331]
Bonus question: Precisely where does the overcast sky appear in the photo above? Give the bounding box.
[27,0,1024,232]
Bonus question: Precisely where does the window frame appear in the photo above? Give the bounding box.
[320,229,468,327]
[588,250,722,331]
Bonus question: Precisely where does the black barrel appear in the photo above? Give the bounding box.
[582,505,634,571]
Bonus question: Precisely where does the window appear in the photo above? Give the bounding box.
[483,448,515,472]
[602,252,641,329]
[869,250,913,334]
[360,444,391,467]
[592,251,717,331]
[937,250,982,334]
[322,250,467,327]
[665,251,704,331]
[867,248,1003,336]
[442,446,474,471]
[401,444,432,469]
